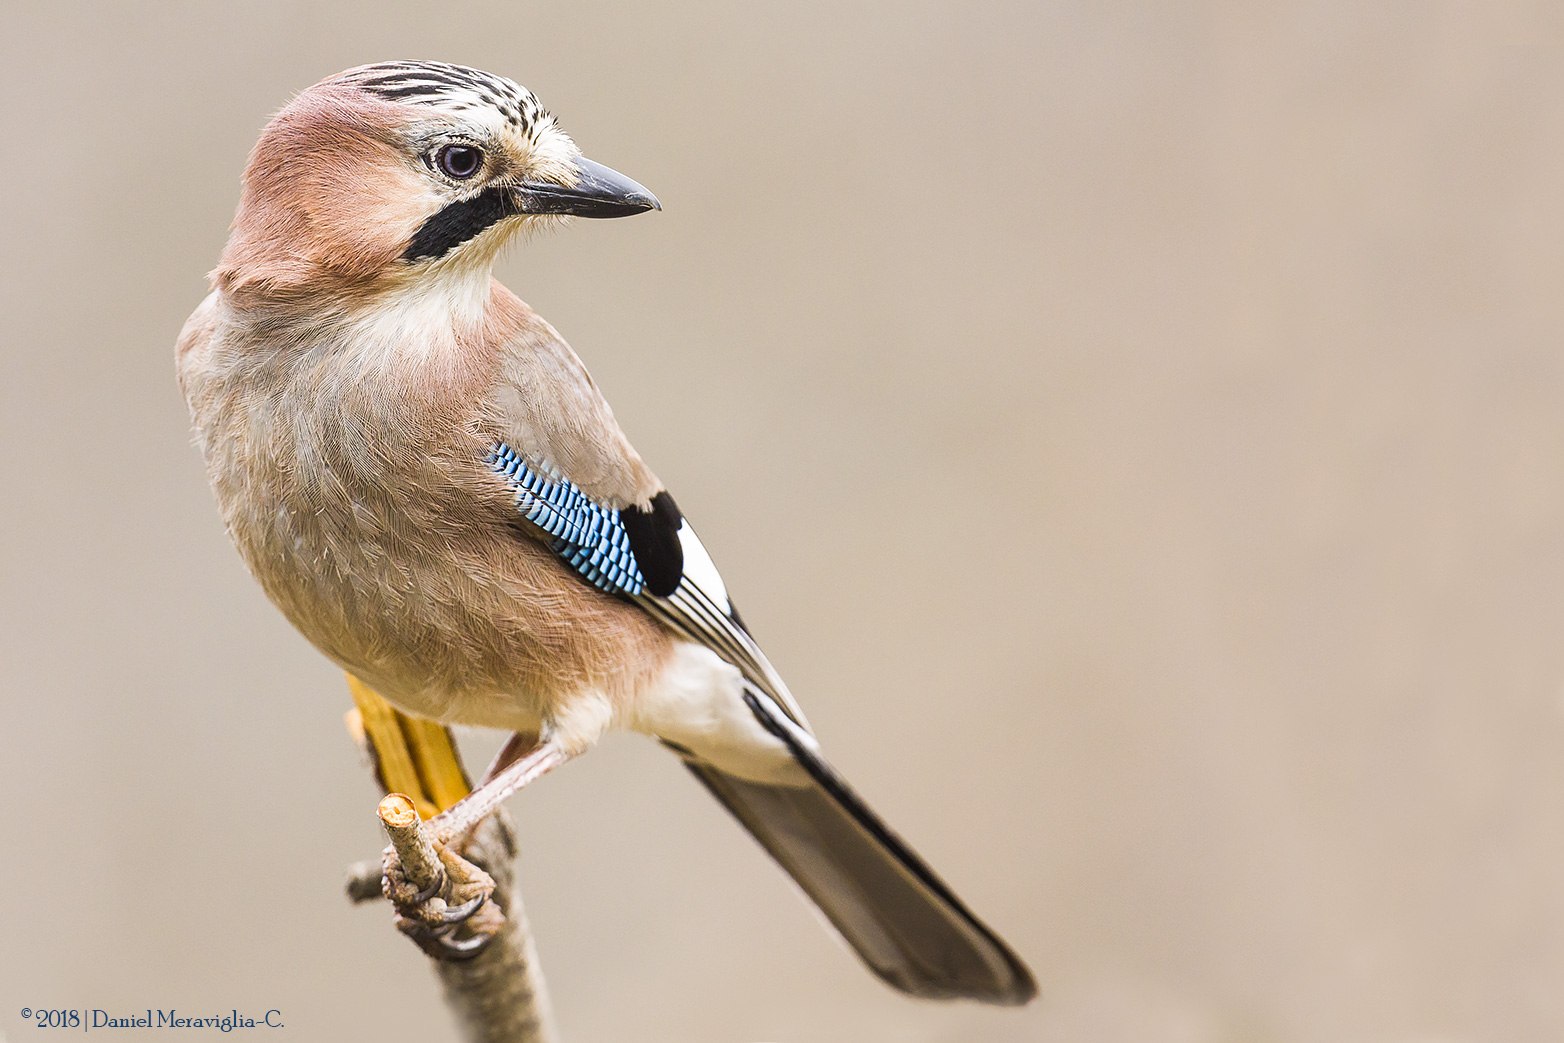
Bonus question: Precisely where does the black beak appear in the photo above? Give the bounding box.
[515,156,661,218]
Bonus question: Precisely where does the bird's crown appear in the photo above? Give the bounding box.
[335,61,551,139]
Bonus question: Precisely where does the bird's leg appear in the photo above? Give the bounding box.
[381,732,557,956]
[382,731,576,952]
[427,738,574,844]
[444,731,540,854]
[477,730,541,788]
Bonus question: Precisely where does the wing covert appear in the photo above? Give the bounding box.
[488,442,653,595]
[487,440,810,729]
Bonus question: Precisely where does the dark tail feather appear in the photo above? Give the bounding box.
[679,691,1037,1005]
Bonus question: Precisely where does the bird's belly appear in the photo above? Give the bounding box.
[220,461,671,735]
[233,502,544,726]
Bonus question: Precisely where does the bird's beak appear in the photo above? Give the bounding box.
[515,157,661,218]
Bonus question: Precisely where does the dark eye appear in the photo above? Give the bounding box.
[435,144,483,179]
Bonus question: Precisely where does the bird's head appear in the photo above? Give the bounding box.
[214,61,658,307]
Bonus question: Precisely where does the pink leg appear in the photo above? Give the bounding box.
[429,739,573,843]
[477,731,540,787]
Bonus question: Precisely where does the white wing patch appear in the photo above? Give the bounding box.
[676,521,729,608]
[637,521,813,733]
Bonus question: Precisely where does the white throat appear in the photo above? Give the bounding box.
[344,262,493,363]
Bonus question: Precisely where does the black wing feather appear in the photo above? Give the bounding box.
[620,490,684,597]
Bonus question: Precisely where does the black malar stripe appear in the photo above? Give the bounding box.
[403,185,519,262]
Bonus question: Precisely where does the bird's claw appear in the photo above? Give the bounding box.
[384,863,447,908]
[382,832,501,960]
[392,907,500,960]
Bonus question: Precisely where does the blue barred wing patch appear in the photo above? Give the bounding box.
[487,442,646,595]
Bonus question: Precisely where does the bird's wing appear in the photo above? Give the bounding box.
[484,300,809,730]
[481,302,1039,1005]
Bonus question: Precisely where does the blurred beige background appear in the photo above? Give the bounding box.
[4,2,1562,1040]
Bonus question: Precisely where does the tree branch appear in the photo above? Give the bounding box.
[345,683,558,1042]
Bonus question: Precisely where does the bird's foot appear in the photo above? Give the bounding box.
[383,831,500,960]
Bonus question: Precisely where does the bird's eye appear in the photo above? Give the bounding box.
[434,144,483,180]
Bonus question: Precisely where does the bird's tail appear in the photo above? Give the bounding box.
[679,688,1037,1005]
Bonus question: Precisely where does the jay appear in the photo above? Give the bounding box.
[178,61,1034,1004]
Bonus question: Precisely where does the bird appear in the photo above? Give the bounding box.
[178,60,1036,1005]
